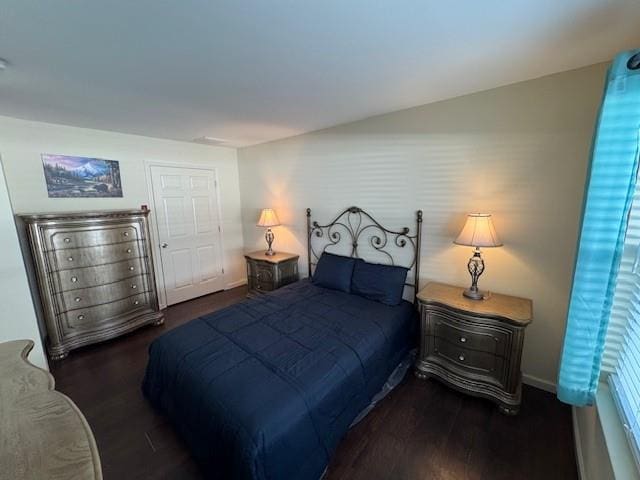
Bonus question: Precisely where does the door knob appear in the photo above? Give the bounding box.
[161,243,168,248]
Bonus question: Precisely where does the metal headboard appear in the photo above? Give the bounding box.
[306,206,423,303]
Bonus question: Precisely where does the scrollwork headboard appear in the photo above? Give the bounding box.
[306,206,423,303]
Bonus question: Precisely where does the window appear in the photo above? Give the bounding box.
[606,187,640,469]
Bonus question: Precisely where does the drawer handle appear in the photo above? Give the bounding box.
[458,354,465,362]
[77,314,85,320]
[123,231,129,237]
[71,276,78,283]
[460,337,467,343]
[133,300,140,305]
[74,297,81,302]
[64,238,71,243]
[129,266,135,271]
[67,256,74,262]
[126,248,132,253]
[131,284,137,289]
[494,337,500,342]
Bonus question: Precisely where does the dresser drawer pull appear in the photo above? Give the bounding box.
[133,300,140,305]
[460,337,467,343]
[126,248,132,253]
[123,231,129,237]
[77,314,85,321]
[64,238,71,243]
[128,266,135,271]
[131,284,137,289]
[458,354,465,362]
[74,297,81,303]
[67,256,74,262]
[71,277,78,283]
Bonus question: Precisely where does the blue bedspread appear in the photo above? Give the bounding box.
[142,279,415,480]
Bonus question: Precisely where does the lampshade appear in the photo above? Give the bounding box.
[454,213,502,248]
[256,208,280,227]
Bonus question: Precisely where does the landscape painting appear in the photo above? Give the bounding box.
[41,154,123,198]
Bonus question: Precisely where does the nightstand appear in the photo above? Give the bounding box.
[414,282,532,415]
[244,251,300,295]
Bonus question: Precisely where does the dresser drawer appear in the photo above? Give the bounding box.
[48,224,141,250]
[58,293,152,337]
[54,275,150,313]
[430,310,508,357]
[51,258,147,292]
[47,240,143,271]
[431,336,505,383]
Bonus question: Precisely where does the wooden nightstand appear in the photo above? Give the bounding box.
[414,282,532,415]
[244,251,300,295]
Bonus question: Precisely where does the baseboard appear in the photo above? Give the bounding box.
[226,278,248,289]
[572,407,588,480]
[522,373,556,393]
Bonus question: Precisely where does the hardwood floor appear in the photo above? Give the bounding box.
[51,287,578,480]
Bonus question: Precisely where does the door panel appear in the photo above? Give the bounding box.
[197,245,217,282]
[163,197,188,238]
[192,196,214,234]
[170,248,193,289]
[151,166,224,305]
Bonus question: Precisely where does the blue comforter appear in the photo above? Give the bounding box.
[142,279,415,480]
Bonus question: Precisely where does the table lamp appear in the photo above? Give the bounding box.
[454,213,503,300]
[257,208,280,256]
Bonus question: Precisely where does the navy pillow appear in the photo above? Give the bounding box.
[312,252,356,293]
[351,259,408,306]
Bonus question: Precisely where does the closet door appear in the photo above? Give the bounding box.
[150,166,224,305]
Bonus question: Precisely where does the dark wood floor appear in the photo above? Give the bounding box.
[51,287,578,480]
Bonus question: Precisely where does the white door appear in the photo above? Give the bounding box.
[150,166,224,305]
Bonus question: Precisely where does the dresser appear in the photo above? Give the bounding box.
[414,282,532,414]
[244,251,299,295]
[0,340,102,479]
[20,210,164,360]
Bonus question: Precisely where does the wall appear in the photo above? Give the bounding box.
[238,62,608,387]
[0,116,246,311]
[0,158,47,369]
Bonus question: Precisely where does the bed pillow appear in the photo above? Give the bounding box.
[312,252,357,293]
[351,259,409,306]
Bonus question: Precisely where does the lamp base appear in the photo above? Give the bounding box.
[464,247,487,300]
[264,227,275,256]
[463,287,486,300]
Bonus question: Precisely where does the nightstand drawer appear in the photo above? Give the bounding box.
[415,282,532,415]
[247,261,275,281]
[248,276,275,292]
[244,251,299,295]
[432,336,505,381]
[430,311,508,357]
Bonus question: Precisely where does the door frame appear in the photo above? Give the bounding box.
[144,160,226,309]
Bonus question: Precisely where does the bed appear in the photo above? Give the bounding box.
[142,206,423,480]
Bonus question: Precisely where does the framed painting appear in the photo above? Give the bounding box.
[41,154,123,198]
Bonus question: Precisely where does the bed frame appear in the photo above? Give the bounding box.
[306,206,423,302]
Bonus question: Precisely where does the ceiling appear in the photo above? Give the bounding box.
[1,1,640,147]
